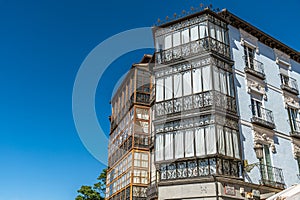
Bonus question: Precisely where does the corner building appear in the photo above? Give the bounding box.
[106,8,300,200]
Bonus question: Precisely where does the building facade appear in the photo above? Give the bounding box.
[106,8,300,200]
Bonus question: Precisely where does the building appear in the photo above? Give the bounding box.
[106,7,300,200]
[106,55,153,200]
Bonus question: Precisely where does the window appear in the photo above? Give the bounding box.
[164,35,172,49]
[165,133,174,160]
[202,66,212,91]
[195,127,205,156]
[185,130,194,157]
[173,32,180,47]
[181,29,190,44]
[175,131,184,159]
[251,98,262,118]
[136,108,149,120]
[156,78,164,102]
[183,71,192,96]
[155,134,164,161]
[260,145,274,182]
[199,22,208,38]
[174,74,182,98]
[165,76,173,100]
[191,26,199,41]
[244,46,255,69]
[192,68,202,93]
[288,107,299,132]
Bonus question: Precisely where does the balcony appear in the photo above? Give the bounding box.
[155,37,230,65]
[280,74,299,95]
[290,119,300,138]
[243,56,265,79]
[250,105,275,129]
[146,184,158,200]
[258,163,285,189]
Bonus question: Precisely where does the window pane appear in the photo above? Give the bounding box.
[209,22,216,39]
[216,26,223,42]
[226,129,233,157]
[156,36,164,51]
[193,68,202,93]
[191,26,199,41]
[199,22,208,38]
[206,125,216,154]
[156,78,164,102]
[227,72,234,97]
[165,133,174,160]
[136,108,149,120]
[195,127,205,156]
[217,126,225,155]
[185,130,194,157]
[183,71,192,96]
[165,76,173,100]
[202,66,212,91]
[165,35,172,49]
[173,32,180,47]
[232,131,240,159]
[175,131,184,159]
[181,29,190,44]
[155,134,164,161]
[174,74,182,98]
[220,69,227,94]
[214,67,220,92]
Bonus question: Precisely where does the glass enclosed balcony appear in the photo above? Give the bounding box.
[250,105,275,129]
[280,74,299,95]
[243,56,265,79]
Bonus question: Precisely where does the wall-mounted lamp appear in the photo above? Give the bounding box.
[254,143,264,160]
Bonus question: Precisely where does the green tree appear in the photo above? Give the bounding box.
[75,168,107,200]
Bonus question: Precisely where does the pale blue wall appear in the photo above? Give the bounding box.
[229,25,300,187]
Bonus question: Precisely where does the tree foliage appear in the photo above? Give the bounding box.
[75,168,107,200]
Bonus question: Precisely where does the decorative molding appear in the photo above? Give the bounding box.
[274,48,290,66]
[292,140,300,158]
[240,29,259,53]
[246,77,267,100]
[253,128,276,153]
[283,92,300,109]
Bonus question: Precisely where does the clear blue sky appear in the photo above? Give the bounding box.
[0,0,298,200]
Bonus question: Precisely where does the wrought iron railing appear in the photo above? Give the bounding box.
[280,74,299,94]
[155,91,236,118]
[243,56,265,78]
[155,37,230,64]
[250,105,275,129]
[258,163,285,189]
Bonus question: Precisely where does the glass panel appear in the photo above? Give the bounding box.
[175,131,184,159]
[181,29,190,44]
[165,35,172,49]
[156,78,164,102]
[193,68,202,93]
[206,125,216,154]
[214,67,220,92]
[185,130,194,157]
[209,22,216,39]
[183,71,192,96]
[202,66,212,91]
[165,76,173,100]
[155,134,164,161]
[227,72,234,97]
[220,69,227,94]
[226,129,233,157]
[173,32,180,47]
[232,130,240,159]
[217,126,225,155]
[191,26,199,41]
[199,22,208,38]
[195,127,205,156]
[216,26,223,42]
[136,108,149,120]
[165,133,174,160]
[174,74,182,98]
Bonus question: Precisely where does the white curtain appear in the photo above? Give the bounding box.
[164,35,172,49]
[214,67,220,92]
[164,133,174,160]
[165,76,173,100]
[156,78,164,102]
[183,71,192,96]
[206,125,216,154]
[191,26,199,41]
[174,74,182,98]
[226,129,233,157]
[193,68,202,94]
[232,130,240,158]
[220,69,227,94]
[155,36,164,51]
[195,127,205,156]
[181,29,189,44]
[202,66,212,91]
[217,126,225,155]
[155,134,164,161]
[173,32,180,47]
[199,22,208,38]
[209,22,216,39]
[227,72,234,97]
[216,26,223,42]
[175,131,184,159]
[185,130,194,157]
